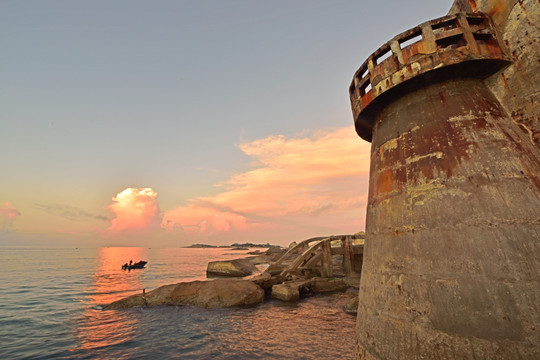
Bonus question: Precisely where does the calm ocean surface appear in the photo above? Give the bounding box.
[0,247,356,359]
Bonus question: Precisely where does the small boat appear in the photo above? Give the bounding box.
[122,260,148,270]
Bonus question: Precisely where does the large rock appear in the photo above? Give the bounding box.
[271,280,313,302]
[264,263,286,276]
[250,272,283,290]
[265,246,286,261]
[104,279,264,310]
[310,277,349,293]
[342,296,359,315]
[246,254,275,265]
[206,258,259,277]
[271,281,302,302]
[271,277,350,302]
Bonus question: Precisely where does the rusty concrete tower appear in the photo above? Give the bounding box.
[349,1,540,359]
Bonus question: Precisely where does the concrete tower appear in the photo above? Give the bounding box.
[349,1,539,359]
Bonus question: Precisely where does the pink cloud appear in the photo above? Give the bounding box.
[107,188,160,232]
[201,126,370,217]
[162,204,248,235]
[0,202,20,218]
[0,202,21,231]
[161,126,371,243]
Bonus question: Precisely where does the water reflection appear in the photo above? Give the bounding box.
[142,247,262,286]
[90,247,149,305]
[3,247,356,359]
[70,247,148,356]
[205,294,357,359]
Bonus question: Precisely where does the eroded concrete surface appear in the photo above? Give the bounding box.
[350,0,540,359]
[453,0,540,146]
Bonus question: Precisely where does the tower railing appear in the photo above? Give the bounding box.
[349,12,511,141]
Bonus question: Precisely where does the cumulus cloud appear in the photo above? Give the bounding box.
[161,126,371,241]
[107,188,160,232]
[0,202,21,232]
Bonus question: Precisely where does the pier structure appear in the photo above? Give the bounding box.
[264,235,364,302]
[349,5,540,360]
[267,235,364,280]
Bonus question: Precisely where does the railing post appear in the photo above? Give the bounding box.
[342,235,353,277]
[420,23,436,53]
[321,240,333,278]
[457,13,480,55]
[389,40,403,65]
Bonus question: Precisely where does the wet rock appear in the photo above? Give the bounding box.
[264,263,286,276]
[206,258,259,277]
[310,278,349,293]
[271,277,350,302]
[265,246,286,261]
[103,292,149,309]
[343,276,361,288]
[104,279,264,310]
[250,272,283,290]
[246,254,275,266]
[169,279,264,309]
[271,280,313,302]
[247,250,263,255]
[342,296,359,315]
[271,282,301,302]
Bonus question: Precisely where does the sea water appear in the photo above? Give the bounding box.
[0,247,356,359]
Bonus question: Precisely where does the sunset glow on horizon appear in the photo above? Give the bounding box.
[0,0,451,247]
[2,125,371,247]
[101,126,371,245]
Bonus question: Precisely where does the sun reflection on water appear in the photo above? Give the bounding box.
[71,247,149,355]
[89,247,149,305]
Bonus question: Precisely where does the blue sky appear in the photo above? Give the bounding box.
[0,0,452,247]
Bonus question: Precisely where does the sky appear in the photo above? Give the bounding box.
[1,0,452,247]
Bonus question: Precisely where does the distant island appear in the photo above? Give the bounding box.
[185,242,279,249]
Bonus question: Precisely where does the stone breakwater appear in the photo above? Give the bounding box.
[105,240,363,311]
[104,278,264,310]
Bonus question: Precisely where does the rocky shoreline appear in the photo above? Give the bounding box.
[105,239,362,314]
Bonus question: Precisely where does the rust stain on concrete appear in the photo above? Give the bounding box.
[349,2,540,359]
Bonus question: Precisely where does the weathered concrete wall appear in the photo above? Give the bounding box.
[349,1,540,359]
[357,77,540,359]
[450,0,540,146]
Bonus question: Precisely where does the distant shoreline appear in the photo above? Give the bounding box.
[184,242,279,249]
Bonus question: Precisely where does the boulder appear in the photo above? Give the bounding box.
[265,246,286,260]
[271,278,350,302]
[271,283,300,302]
[206,258,259,277]
[169,279,264,308]
[343,276,361,288]
[310,277,349,293]
[103,292,149,309]
[104,279,264,310]
[271,280,312,302]
[250,272,283,290]
[342,296,359,315]
[264,263,286,276]
[247,250,264,255]
[246,254,275,265]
